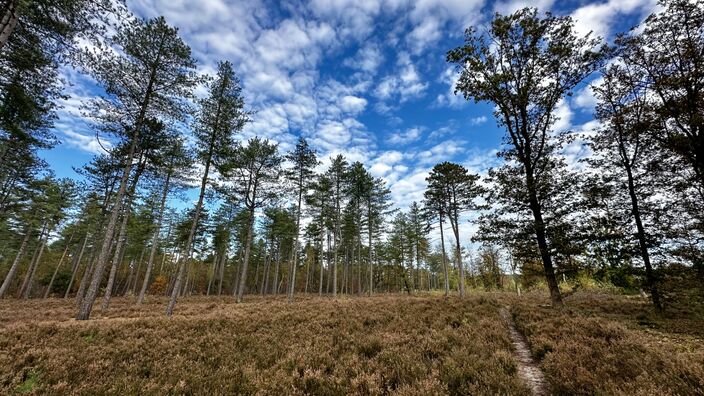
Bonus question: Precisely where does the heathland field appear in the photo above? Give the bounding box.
[1,292,703,395]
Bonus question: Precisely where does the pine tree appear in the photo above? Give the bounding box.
[77,16,198,320]
[447,8,607,305]
[221,138,282,303]
[425,162,484,298]
[284,137,318,302]
[166,60,246,316]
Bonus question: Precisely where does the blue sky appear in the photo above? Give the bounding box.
[43,0,659,217]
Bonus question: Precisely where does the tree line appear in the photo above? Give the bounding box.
[0,0,701,319]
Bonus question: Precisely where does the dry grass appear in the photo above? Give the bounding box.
[0,294,529,395]
[510,291,704,395]
[2,291,703,395]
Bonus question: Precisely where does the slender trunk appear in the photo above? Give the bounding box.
[326,229,332,293]
[439,215,450,298]
[343,246,349,294]
[122,259,134,295]
[159,221,173,275]
[131,248,146,294]
[303,247,310,294]
[106,153,148,308]
[368,205,373,297]
[137,170,171,304]
[272,243,280,294]
[207,252,217,296]
[625,164,662,310]
[526,171,562,306]
[318,227,324,296]
[101,207,129,310]
[65,233,89,298]
[230,251,241,295]
[288,177,304,302]
[451,213,465,298]
[76,130,138,319]
[261,247,270,295]
[45,232,75,298]
[0,0,19,51]
[166,137,214,316]
[76,37,168,319]
[235,207,256,303]
[17,225,46,298]
[253,252,260,292]
[75,254,96,307]
[357,235,362,294]
[217,250,226,295]
[22,231,48,299]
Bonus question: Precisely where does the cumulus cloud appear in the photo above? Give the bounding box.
[571,0,657,39]
[61,130,112,154]
[494,0,555,15]
[435,66,465,108]
[339,95,368,114]
[374,52,428,108]
[343,42,384,73]
[469,116,488,126]
[388,127,423,145]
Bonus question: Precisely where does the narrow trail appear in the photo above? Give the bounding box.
[499,307,548,396]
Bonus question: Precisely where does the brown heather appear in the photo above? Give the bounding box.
[0,294,530,395]
[510,292,704,395]
[2,291,703,395]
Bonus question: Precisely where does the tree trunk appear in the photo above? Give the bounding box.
[526,172,562,306]
[166,137,214,316]
[439,215,450,298]
[159,221,173,275]
[0,230,30,297]
[65,232,89,298]
[272,244,280,294]
[101,208,129,310]
[217,250,226,295]
[105,152,149,309]
[75,254,96,307]
[131,248,146,294]
[451,217,465,298]
[625,163,662,310]
[206,252,217,296]
[76,132,138,320]
[137,170,171,304]
[261,247,270,295]
[303,247,310,294]
[235,207,256,303]
[45,232,74,298]
[17,225,46,298]
[287,174,305,302]
[75,43,167,319]
[22,230,48,299]
[318,227,324,296]
[368,205,373,297]
[0,0,19,51]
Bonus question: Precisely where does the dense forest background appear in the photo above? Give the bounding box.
[0,0,702,320]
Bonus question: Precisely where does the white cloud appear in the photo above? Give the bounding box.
[339,95,368,114]
[469,115,488,126]
[374,52,428,107]
[344,42,384,73]
[435,66,465,108]
[61,130,112,154]
[550,99,573,133]
[571,0,657,39]
[388,127,423,145]
[494,0,555,15]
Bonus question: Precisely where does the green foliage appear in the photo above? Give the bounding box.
[15,370,39,394]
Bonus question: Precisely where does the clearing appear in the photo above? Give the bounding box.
[1,292,703,395]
